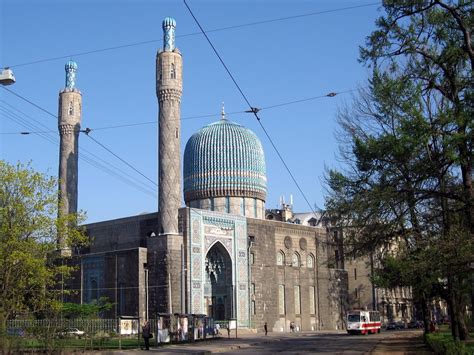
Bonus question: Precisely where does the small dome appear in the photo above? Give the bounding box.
[162,17,176,29]
[184,119,267,202]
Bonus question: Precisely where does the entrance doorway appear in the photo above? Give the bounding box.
[204,242,233,320]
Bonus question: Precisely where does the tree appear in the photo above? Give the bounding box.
[62,297,113,319]
[0,160,87,333]
[326,0,472,341]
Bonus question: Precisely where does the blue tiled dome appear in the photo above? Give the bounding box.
[184,119,267,202]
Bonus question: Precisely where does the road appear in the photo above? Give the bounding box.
[115,329,433,354]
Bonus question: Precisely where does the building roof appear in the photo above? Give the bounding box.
[183,118,267,202]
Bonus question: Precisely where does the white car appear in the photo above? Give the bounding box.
[58,327,85,338]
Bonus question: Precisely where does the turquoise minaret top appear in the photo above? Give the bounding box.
[65,60,78,89]
[162,17,176,52]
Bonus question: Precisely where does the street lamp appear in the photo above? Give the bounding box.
[0,68,15,85]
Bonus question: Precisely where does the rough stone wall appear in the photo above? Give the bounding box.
[247,219,334,333]
[157,49,182,236]
[66,248,146,319]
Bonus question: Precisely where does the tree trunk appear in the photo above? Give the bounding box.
[447,274,460,340]
[421,294,430,336]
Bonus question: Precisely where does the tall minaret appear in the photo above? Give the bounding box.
[157,17,182,236]
[58,60,82,252]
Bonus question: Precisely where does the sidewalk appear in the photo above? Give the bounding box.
[368,331,433,354]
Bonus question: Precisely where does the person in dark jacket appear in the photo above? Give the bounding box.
[264,322,268,335]
[142,320,151,350]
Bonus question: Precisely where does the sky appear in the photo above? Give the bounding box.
[1,0,381,223]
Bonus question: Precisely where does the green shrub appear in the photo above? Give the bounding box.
[426,332,470,355]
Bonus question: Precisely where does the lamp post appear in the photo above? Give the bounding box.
[144,263,149,321]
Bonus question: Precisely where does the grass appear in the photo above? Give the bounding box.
[3,335,144,351]
[425,327,474,355]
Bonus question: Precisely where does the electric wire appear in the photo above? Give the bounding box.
[184,0,319,218]
[84,133,157,187]
[0,103,157,197]
[0,98,158,197]
[4,2,379,69]
[0,87,351,135]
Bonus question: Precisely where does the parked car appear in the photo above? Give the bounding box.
[386,321,405,330]
[408,320,423,329]
[7,328,25,337]
[57,327,85,338]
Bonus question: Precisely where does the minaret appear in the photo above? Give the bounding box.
[157,17,182,236]
[58,60,82,253]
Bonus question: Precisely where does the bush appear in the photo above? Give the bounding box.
[426,332,470,355]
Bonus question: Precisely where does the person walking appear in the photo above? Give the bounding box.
[264,322,268,336]
[142,320,151,350]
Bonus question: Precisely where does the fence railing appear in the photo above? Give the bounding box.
[7,318,118,334]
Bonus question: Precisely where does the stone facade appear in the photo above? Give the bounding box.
[71,208,347,332]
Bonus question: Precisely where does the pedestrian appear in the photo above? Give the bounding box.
[264,322,268,336]
[142,320,151,350]
[290,321,295,333]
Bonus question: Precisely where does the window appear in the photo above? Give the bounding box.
[251,283,255,295]
[354,268,357,280]
[241,197,245,215]
[294,286,301,315]
[278,285,285,315]
[307,254,314,269]
[210,197,214,211]
[225,196,230,213]
[309,286,315,314]
[355,288,358,299]
[68,101,74,115]
[249,252,255,265]
[90,278,98,301]
[170,63,176,79]
[251,300,256,315]
[292,252,300,267]
[254,198,257,218]
[276,251,285,266]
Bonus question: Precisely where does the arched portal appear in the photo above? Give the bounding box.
[204,242,233,320]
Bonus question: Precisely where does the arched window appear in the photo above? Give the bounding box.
[90,278,98,301]
[276,250,285,266]
[307,253,315,268]
[292,252,300,267]
[170,63,176,79]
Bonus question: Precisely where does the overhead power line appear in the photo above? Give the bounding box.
[184,0,320,217]
[0,102,157,197]
[1,87,354,135]
[0,90,158,196]
[4,2,379,68]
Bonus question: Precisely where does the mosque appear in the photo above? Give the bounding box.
[60,18,414,332]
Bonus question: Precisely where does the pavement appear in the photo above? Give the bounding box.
[85,330,434,354]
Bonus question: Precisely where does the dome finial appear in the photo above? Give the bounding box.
[65,60,78,89]
[221,102,226,120]
[162,17,176,52]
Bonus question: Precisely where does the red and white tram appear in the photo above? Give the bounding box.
[346,310,381,335]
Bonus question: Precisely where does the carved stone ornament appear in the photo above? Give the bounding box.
[284,236,292,249]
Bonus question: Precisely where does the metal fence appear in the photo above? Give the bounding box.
[7,318,118,334]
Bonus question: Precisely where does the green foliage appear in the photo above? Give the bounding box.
[326,0,473,341]
[0,160,88,335]
[426,331,473,355]
[62,297,113,319]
